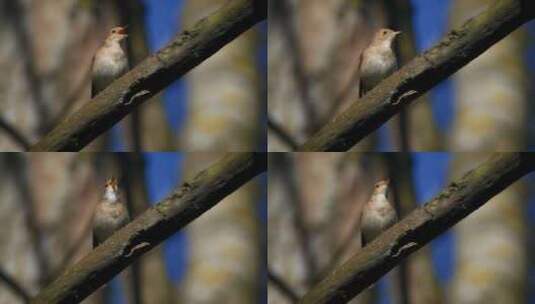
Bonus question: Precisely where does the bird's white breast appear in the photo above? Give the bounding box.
[93,48,128,78]
[360,45,398,95]
[93,202,129,242]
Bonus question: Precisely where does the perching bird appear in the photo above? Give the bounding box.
[91,26,129,98]
[92,177,130,248]
[358,28,401,97]
[360,179,398,247]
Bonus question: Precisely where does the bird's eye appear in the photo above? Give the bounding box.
[383,30,388,35]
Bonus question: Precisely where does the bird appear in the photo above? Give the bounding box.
[91,26,129,98]
[360,179,398,247]
[92,177,130,248]
[358,28,401,97]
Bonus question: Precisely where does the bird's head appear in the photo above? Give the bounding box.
[373,28,401,47]
[103,177,119,202]
[106,26,128,43]
[373,179,390,196]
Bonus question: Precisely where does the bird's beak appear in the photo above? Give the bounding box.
[394,31,402,36]
[117,26,128,36]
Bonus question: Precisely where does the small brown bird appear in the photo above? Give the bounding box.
[360,179,398,247]
[91,26,129,98]
[92,177,130,248]
[358,28,401,97]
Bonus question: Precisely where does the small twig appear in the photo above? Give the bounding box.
[0,117,31,150]
[268,267,300,303]
[0,266,31,303]
[268,117,299,150]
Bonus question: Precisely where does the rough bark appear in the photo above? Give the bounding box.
[385,154,444,304]
[118,154,176,304]
[114,0,175,151]
[382,0,443,150]
[299,0,534,151]
[29,0,267,151]
[299,153,534,304]
[30,153,266,304]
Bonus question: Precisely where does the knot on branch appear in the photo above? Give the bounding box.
[124,90,151,106]
[124,241,151,258]
[391,241,418,258]
[391,90,418,106]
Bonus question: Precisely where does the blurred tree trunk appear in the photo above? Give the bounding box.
[448,1,528,303]
[178,153,262,303]
[177,1,264,302]
[0,154,104,303]
[178,0,263,151]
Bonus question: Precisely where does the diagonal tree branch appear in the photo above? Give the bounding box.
[29,0,267,151]
[298,153,535,304]
[299,0,534,151]
[30,152,267,304]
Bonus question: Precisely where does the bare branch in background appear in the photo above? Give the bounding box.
[5,155,51,285]
[299,153,535,304]
[5,0,49,134]
[282,156,319,284]
[0,117,31,150]
[300,0,534,151]
[268,267,300,303]
[29,0,267,151]
[268,117,299,150]
[0,266,31,303]
[31,153,266,304]
[270,0,318,133]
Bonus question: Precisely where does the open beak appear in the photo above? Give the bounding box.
[117,26,128,36]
